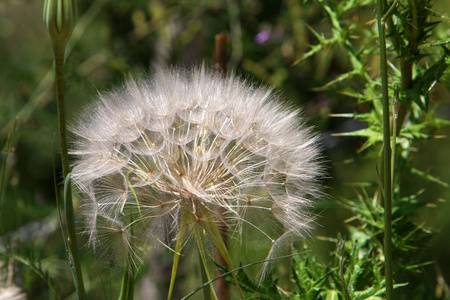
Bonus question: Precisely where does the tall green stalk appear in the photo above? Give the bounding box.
[376,0,393,299]
[44,1,86,298]
[55,38,87,300]
[53,46,70,177]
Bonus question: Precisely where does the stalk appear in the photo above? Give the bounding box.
[167,211,188,300]
[44,1,86,297]
[63,173,86,299]
[214,32,231,300]
[56,43,86,299]
[56,43,87,300]
[0,121,16,234]
[195,233,217,300]
[376,0,393,298]
[53,46,71,177]
[118,266,135,300]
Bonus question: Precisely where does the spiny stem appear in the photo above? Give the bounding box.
[337,239,352,300]
[376,0,393,299]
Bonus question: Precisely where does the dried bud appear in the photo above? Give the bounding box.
[43,0,77,48]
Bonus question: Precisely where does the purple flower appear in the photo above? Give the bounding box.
[254,30,271,44]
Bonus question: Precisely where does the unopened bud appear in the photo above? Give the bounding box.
[43,0,77,48]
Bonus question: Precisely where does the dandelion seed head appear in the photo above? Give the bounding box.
[71,66,325,269]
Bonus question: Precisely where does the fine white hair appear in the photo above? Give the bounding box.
[70,66,325,270]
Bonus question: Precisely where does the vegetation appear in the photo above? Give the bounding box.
[1,0,449,299]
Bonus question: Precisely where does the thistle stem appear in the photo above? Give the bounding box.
[54,44,87,300]
[376,0,393,299]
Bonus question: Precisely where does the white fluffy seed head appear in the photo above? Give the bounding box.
[71,66,325,269]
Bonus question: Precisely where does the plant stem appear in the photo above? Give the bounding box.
[53,45,70,177]
[215,32,228,74]
[181,252,309,300]
[376,0,393,299]
[337,240,352,300]
[119,267,135,300]
[196,237,216,300]
[54,44,87,300]
[64,174,87,300]
[214,32,231,300]
[0,121,16,234]
[167,212,188,300]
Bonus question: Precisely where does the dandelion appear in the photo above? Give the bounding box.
[70,66,325,296]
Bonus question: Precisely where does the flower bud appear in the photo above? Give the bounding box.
[43,0,77,48]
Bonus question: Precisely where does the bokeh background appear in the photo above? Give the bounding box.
[1,0,449,298]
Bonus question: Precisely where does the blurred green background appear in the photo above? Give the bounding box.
[1,0,449,298]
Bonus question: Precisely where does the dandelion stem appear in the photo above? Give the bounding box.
[376,0,393,299]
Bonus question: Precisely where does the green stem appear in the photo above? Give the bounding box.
[396,0,418,135]
[195,236,216,300]
[53,45,70,177]
[337,240,352,300]
[54,44,86,299]
[64,174,87,300]
[167,213,188,300]
[0,121,16,234]
[119,267,135,300]
[376,1,393,299]
[181,252,309,300]
[200,210,245,299]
